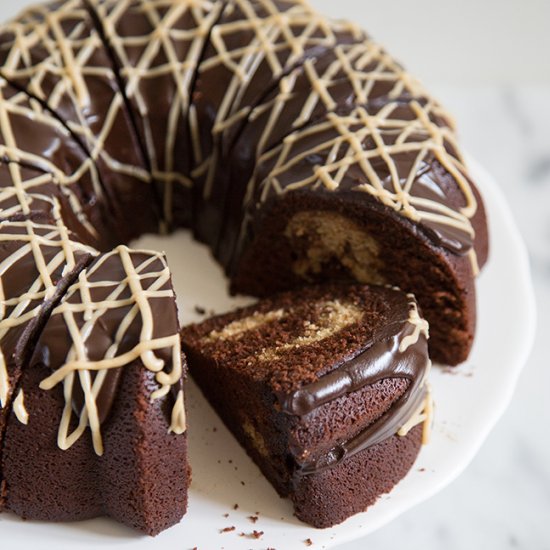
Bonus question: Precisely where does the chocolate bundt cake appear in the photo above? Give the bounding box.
[182,284,432,528]
[0,0,488,535]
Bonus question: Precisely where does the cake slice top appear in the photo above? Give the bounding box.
[184,284,429,397]
[30,245,186,456]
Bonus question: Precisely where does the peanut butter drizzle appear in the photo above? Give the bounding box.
[0,204,96,409]
[39,246,186,456]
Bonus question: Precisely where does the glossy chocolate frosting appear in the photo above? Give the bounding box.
[281,310,430,476]
[35,249,180,428]
[251,101,475,258]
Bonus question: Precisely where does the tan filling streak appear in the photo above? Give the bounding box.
[203,309,285,343]
[258,300,363,361]
[243,418,268,458]
[285,211,385,285]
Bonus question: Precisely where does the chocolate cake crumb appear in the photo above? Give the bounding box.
[233,503,239,510]
[223,513,229,518]
[248,515,259,523]
[305,538,313,546]
[220,526,235,533]
[239,530,264,539]
[194,305,206,315]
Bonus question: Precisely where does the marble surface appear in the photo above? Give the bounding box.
[339,87,550,549]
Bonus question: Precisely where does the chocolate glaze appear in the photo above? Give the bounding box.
[283,318,429,476]
[71,368,123,424]
[281,319,427,416]
[35,248,181,426]
[248,101,474,259]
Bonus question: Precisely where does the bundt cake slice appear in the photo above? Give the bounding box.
[218,37,459,248]
[0,76,113,248]
[1,246,188,535]
[86,0,224,229]
[189,0,365,246]
[229,101,488,365]
[182,283,432,528]
[0,0,160,242]
[0,210,96,509]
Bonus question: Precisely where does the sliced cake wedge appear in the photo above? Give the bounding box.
[182,283,432,528]
[2,245,188,535]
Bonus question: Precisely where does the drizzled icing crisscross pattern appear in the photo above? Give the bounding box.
[194,0,363,193]
[205,0,360,117]
[0,157,98,244]
[90,0,222,213]
[252,104,478,270]
[0,0,150,187]
[37,246,185,455]
[0,76,100,237]
[247,38,456,159]
[0,202,96,409]
[0,163,63,218]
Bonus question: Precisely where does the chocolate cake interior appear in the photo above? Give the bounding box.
[231,191,479,365]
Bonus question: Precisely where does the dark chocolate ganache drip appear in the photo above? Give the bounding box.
[279,315,430,476]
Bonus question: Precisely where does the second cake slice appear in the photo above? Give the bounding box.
[182,283,433,528]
